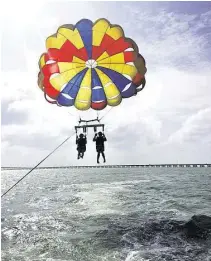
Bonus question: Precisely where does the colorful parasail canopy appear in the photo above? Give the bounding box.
[38,18,147,111]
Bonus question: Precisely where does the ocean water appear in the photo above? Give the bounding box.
[1,167,211,261]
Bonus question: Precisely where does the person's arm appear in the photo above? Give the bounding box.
[76,136,78,144]
[103,134,107,142]
[93,133,97,141]
[85,136,87,144]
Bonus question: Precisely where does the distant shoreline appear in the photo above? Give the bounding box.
[1,164,211,170]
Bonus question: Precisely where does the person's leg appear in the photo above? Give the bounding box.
[77,147,80,159]
[102,152,106,163]
[82,147,86,158]
[78,148,83,159]
[97,151,100,163]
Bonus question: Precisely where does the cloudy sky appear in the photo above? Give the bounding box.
[1,1,211,167]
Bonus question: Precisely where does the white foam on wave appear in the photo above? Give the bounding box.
[125,250,148,261]
[70,178,152,217]
[2,227,20,240]
[76,184,123,215]
[11,212,68,233]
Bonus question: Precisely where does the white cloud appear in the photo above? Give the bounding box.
[168,108,211,144]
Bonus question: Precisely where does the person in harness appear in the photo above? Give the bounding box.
[76,133,87,159]
[93,131,107,163]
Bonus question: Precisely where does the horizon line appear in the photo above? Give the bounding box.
[1,163,211,169]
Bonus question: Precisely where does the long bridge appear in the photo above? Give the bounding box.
[2,164,211,170]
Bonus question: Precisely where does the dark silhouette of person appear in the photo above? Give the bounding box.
[93,131,107,163]
[76,133,87,159]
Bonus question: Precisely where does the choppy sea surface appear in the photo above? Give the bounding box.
[1,167,211,261]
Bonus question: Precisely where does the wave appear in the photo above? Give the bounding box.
[94,215,211,261]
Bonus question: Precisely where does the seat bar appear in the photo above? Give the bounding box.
[75,124,104,129]
[79,118,100,124]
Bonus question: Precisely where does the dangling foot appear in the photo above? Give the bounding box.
[97,160,100,164]
[103,159,106,163]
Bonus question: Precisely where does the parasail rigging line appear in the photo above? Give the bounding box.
[1,132,75,199]
[99,106,115,121]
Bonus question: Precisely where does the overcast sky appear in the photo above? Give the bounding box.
[1,1,211,167]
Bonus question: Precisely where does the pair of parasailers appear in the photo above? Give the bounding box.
[76,132,107,163]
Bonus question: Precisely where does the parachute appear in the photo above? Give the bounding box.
[38,18,147,111]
